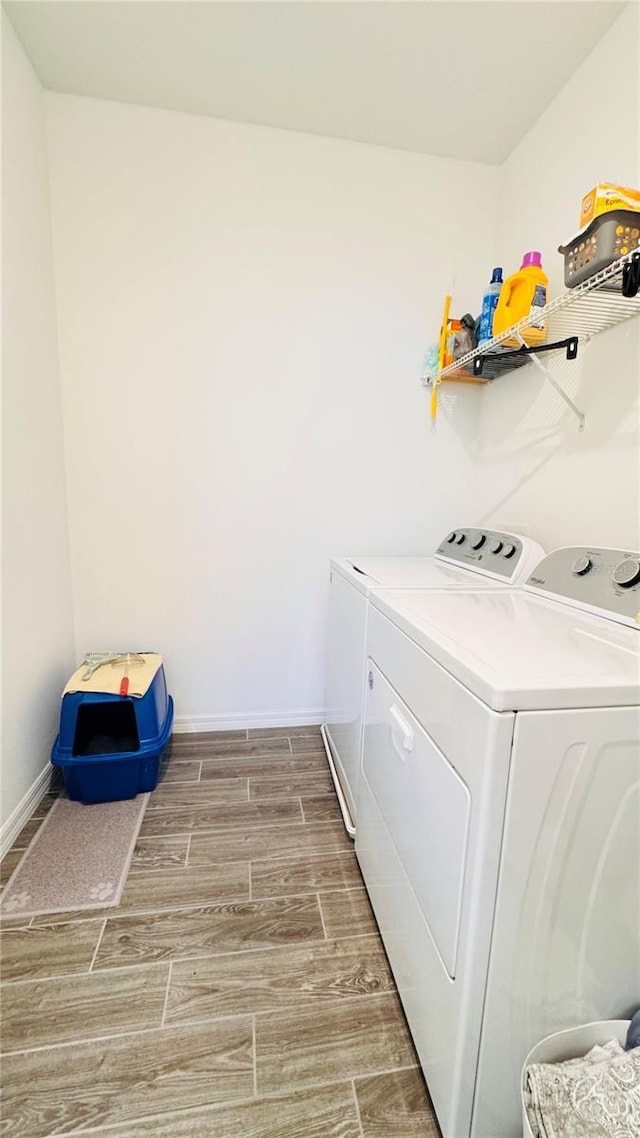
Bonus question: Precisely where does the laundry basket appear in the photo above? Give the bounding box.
[521,1019,631,1137]
[51,655,173,803]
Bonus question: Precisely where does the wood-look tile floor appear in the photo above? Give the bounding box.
[0,727,440,1137]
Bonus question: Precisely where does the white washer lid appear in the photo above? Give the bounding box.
[370,587,640,711]
[330,556,509,596]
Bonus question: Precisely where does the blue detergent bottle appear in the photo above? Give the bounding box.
[478,267,503,346]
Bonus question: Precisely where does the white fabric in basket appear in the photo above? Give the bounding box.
[524,1040,640,1138]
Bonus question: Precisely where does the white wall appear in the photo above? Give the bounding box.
[45,94,498,727]
[473,4,640,551]
[5,8,635,755]
[1,14,75,834]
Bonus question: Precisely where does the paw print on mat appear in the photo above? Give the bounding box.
[90,881,115,901]
[3,890,32,912]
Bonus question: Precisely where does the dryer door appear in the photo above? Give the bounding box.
[356,605,514,1138]
[361,662,470,978]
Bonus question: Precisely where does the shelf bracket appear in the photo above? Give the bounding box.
[472,336,578,377]
[515,332,585,431]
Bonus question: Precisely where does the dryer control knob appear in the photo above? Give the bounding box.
[447,532,457,543]
[455,533,466,545]
[572,555,592,576]
[613,558,640,588]
[489,539,503,555]
[472,534,486,550]
[502,543,516,559]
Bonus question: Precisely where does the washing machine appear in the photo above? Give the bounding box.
[355,545,640,1138]
[322,528,544,835]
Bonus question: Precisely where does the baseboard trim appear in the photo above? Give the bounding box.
[173,708,325,734]
[0,764,54,860]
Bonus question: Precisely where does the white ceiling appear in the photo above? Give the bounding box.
[5,1,625,164]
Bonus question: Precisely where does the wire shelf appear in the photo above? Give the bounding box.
[423,250,640,388]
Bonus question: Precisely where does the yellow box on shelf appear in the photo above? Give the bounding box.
[579,183,640,228]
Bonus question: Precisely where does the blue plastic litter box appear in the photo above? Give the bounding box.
[51,661,173,804]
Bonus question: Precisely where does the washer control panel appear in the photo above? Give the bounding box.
[525,547,640,626]
[435,528,526,580]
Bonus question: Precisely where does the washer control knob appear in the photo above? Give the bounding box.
[502,543,516,559]
[489,539,503,555]
[447,532,457,543]
[471,534,486,551]
[613,558,640,589]
[572,555,592,576]
[455,533,466,545]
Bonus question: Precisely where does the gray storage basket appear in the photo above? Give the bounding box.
[520,1019,630,1137]
[559,211,640,288]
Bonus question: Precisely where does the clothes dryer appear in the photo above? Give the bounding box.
[323,528,544,834]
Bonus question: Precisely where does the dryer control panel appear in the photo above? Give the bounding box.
[435,529,543,584]
[525,546,640,627]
